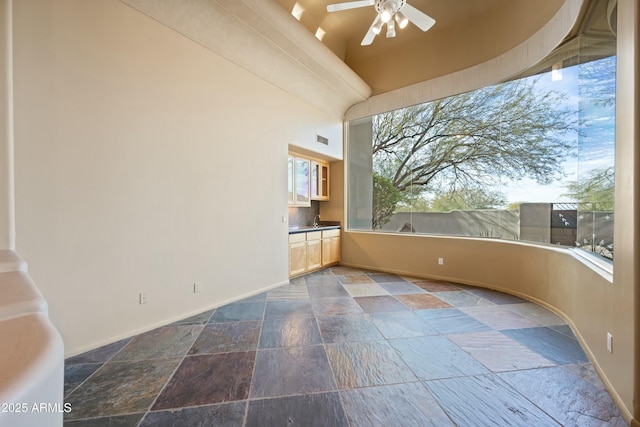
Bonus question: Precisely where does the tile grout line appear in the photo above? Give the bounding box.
[242,291,268,427]
[134,321,210,427]
[63,337,135,402]
[312,269,354,427]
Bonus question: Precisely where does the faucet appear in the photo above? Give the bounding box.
[313,215,320,227]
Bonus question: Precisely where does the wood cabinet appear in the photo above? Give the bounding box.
[288,233,307,276]
[289,229,340,277]
[311,161,330,201]
[306,231,322,270]
[289,153,330,204]
[288,155,310,206]
[322,229,340,266]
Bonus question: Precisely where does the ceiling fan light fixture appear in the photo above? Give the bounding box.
[395,11,408,29]
[380,9,392,23]
[327,0,435,45]
[386,19,396,38]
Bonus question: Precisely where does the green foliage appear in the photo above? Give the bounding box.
[395,187,507,212]
[428,188,507,212]
[562,167,614,210]
[372,172,404,229]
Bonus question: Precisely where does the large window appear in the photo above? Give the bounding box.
[347,51,616,263]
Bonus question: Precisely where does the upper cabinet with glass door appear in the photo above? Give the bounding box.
[288,155,311,206]
[311,161,330,201]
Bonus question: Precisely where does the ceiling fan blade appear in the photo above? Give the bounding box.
[402,3,436,32]
[361,15,379,45]
[327,0,374,13]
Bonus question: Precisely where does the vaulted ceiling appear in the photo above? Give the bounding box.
[274,0,564,94]
[120,0,615,117]
[274,0,616,94]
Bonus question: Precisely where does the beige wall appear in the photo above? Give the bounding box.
[615,0,639,423]
[0,0,12,249]
[11,0,342,356]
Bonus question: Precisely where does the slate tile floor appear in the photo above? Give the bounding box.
[64,267,627,426]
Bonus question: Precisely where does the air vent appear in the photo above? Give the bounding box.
[316,134,329,145]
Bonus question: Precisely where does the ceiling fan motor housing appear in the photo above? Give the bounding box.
[375,0,406,15]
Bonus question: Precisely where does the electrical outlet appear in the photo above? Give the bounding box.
[438,257,444,265]
[139,292,149,305]
[607,332,613,353]
[193,282,202,293]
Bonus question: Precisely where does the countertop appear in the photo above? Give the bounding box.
[288,224,341,234]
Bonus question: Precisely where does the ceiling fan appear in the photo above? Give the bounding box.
[327,0,435,46]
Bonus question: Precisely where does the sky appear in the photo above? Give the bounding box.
[500,56,616,205]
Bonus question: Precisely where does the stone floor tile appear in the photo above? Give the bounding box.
[246,393,348,427]
[169,309,215,326]
[330,266,363,275]
[267,282,309,300]
[412,280,461,292]
[326,341,416,388]
[377,280,428,295]
[65,338,132,365]
[389,336,489,380]
[111,325,203,362]
[341,383,454,427]
[499,364,628,427]
[306,282,350,298]
[241,292,268,302]
[502,327,589,365]
[502,302,567,326]
[367,273,408,283]
[336,274,374,284]
[448,330,555,372]
[369,311,438,338]
[259,316,322,348]
[548,324,577,339]
[467,288,529,305]
[64,413,145,427]
[318,314,384,343]
[459,305,539,330]
[65,358,180,420]
[305,274,342,287]
[416,308,491,334]
[188,321,260,355]
[64,363,102,397]
[250,346,336,398]
[396,293,452,310]
[140,402,246,427]
[264,300,314,320]
[432,290,494,307]
[209,302,265,323]
[311,297,364,317]
[354,295,410,313]
[341,282,389,297]
[152,352,255,410]
[425,374,561,426]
